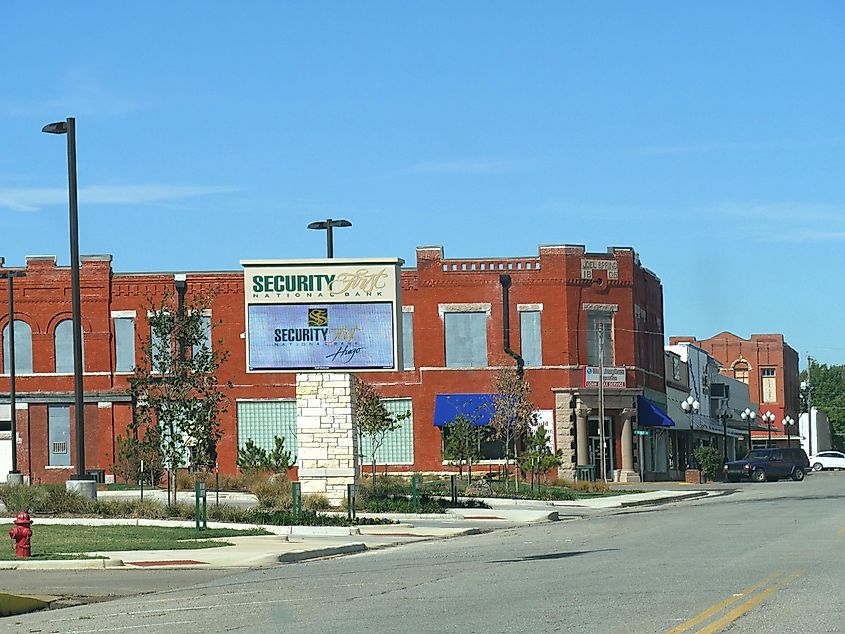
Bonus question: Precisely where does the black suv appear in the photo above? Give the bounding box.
[723,448,810,482]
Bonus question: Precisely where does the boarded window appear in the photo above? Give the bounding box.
[519,310,542,367]
[114,317,136,373]
[359,398,414,465]
[237,400,298,458]
[402,312,414,370]
[444,312,487,368]
[2,320,33,374]
[54,320,87,374]
[761,368,777,403]
[48,405,71,467]
[587,312,613,366]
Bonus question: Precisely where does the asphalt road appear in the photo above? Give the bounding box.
[5,472,844,633]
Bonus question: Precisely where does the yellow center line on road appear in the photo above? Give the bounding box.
[696,571,802,634]
[666,572,784,634]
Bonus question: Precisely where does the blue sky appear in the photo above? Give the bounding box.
[1,2,843,366]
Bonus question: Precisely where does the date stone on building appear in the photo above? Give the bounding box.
[295,373,360,506]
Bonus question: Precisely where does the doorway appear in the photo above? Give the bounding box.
[588,416,615,480]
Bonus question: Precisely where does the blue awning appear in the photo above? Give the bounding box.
[433,394,495,427]
[637,395,675,427]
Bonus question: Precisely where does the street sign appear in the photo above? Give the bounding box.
[634,429,650,436]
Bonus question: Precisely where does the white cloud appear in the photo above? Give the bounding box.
[0,184,239,212]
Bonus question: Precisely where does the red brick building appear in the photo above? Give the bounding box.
[668,332,800,446]
[1,245,666,484]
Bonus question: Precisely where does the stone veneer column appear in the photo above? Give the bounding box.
[295,373,359,506]
[554,392,576,479]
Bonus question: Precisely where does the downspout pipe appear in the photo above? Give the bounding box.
[499,274,524,379]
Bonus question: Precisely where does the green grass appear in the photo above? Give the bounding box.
[0,524,269,560]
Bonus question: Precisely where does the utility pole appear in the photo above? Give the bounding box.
[807,354,813,457]
[597,321,607,483]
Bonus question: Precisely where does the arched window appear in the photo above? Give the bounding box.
[2,320,33,374]
[732,359,750,384]
[55,319,84,373]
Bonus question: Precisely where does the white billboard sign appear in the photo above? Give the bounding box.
[242,258,403,372]
[584,366,627,388]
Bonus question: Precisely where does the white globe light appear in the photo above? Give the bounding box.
[693,400,700,410]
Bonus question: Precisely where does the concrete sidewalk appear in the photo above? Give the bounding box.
[0,487,714,570]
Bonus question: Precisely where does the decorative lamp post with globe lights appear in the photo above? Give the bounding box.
[782,416,795,447]
[740,408,757,454]
[681,395,700,467]
[761,411,776,447]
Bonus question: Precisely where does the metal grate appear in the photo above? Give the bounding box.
[52,441,68,454]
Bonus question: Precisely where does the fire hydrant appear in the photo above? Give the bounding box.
[9,511,32,558]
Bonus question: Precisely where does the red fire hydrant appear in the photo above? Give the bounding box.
[9,511,32,558]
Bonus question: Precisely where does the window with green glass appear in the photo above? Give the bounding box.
[359,398,414,465]
[236,400,298,457]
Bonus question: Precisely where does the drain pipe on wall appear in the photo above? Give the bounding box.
[499,275,525,379]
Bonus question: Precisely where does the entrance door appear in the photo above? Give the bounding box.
[588,416,615,480]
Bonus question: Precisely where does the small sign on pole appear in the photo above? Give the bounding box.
[634,429,651,437]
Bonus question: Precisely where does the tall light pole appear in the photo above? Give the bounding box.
[307,218,352,258]
[43,117,93,497]
[782,416,795,448]
[681,395,700,468]
[741,407,756,454]
[5,270,26,485]
[761,410,776,448]
[801,354,813,455]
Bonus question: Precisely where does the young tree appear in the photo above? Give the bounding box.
[128,290,231,504]
[801,362,845,449]
[354,377,410,485]
[519,425,562,489]
[442,415,482,484]
[490,367,538,492]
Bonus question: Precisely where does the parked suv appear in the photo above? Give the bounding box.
[723,447,810,483]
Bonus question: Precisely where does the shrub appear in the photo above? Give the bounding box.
[40,486,90,514]
[0,484,46,514]
[206,504,255,524]
[249,474,292,510]
[237,437,295,473]
[90,499,168,519]
[302,494,331,512]
[694,446,723,480]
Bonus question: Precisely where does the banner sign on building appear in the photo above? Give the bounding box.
[584,366,627,388]
[242,258,404,372]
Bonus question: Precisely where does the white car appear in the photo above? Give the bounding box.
[808,451,845,471]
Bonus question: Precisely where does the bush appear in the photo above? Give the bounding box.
[89,499,168,519]
[694,446,723,480]
[550,478,610,494]
[0,484,47,514]
[249,474,292,510]
[302,494,331,512]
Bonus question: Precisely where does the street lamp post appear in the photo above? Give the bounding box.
[43,117,95,498]
[5,270,26,485]
[307,218,352,258]
[681,395,700,468]
[782,416,795,448]
[761,410,776,448]
[801,370,813,456]
[740,407,757,454]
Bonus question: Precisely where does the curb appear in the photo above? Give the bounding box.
[0,557,124,570]
[277,543,367,563]
[0,592,54,617]
[618,491,711,508]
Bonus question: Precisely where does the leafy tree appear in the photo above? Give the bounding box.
[128,290,231,502]
[801,362,845,450]
[519,425,562,488]
[354,377,411,485]
[442,416,482,484]
[237,436,295,473]
[490,367,537,491]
